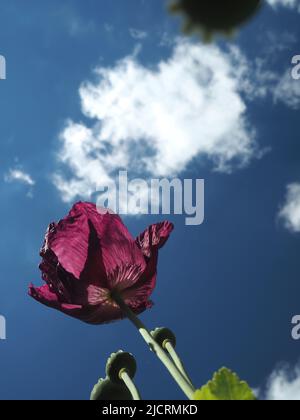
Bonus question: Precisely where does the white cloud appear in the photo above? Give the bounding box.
[55,4,96,37]
[274,70,300,109]
[53,40,259,203]
[129,28,148,40]
[279,183,300,233]
[264,363,300,400]
[4,169,35,187]
[229,47,300,109]
[229,47,280,100]
[254,67,300,108]
[266,0,300,11]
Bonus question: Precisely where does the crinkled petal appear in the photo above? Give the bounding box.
[129,221,174,302]
[29,284,101,323]
[41,203,92,280]
[122,286,154,311]
[39,249,75,303]
[79,222,108,289]
[29,284,82,312]
[136,221,174,259]
[82,205,146,288]
[29,284,60,305]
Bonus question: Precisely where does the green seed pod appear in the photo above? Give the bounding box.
[90,377,133,401]
[106,351,137,384]
[169,0,262,41]
[151,327,177,349]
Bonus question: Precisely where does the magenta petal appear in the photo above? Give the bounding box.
[29,284,81,309]
[29,284,61,305]
[122,286,154,311]
[129,221,174,302]
[41,203,92,280]
[136,221,174,259]
[82,207,146,289]
[29,284,89,319]
[61,303,83,310]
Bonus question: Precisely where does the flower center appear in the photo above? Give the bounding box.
[87,285,123,308]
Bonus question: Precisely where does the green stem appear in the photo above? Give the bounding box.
[112,292,195,400]
[120,369,141,401]
[164,341,194,388]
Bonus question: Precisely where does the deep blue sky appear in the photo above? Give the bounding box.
[0,0,300,400]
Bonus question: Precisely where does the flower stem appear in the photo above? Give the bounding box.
[112,293,195,400]
[164,341,194,388]
[120,369,142,401]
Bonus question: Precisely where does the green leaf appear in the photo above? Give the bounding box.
[194,368,256,401]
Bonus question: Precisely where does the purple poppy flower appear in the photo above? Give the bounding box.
[29,202,173,324]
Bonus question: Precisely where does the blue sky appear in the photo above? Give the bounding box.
[1,0,300,400]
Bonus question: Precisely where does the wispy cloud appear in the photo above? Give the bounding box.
[104,23,114,33]
[67,17,95,37]
[266,0,300,11]
[53,40,260,203]
[159,32,175,48]
[279,183,300,233]
[263,362,300,400]
[229,46,280,100]
[129,28,148,40]
[54,4,96,38]
[230,47,300,109]
[4,169,35,187]
[274,70,300,109]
